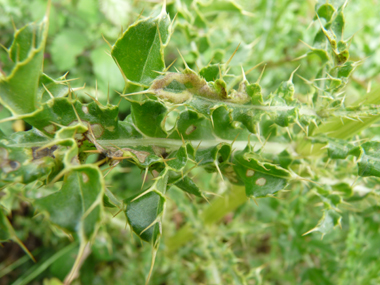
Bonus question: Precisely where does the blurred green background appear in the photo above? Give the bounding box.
[1,0,380,284]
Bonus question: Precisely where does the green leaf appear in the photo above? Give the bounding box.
[356,141,380,177]
[111,9,171,86]
[35,167,104,240]
[195,143,231,170]
[174,176,203,198]
[331,8,345,40]
[38,73,70,103]
[303,209,341,237]
[316,3,336,22]
[233,145,291,197]
[22,98,119,139]
[125,191,165,245]
[0,17,48,115]
[199,64,220,82]
[168,110,214,140]
[129,99,167,137]
[0,209,35,261]
[0,141,55,186]
[166,145,188,171]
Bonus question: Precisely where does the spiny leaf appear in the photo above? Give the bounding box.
[303,209,341,237]
[0,17,49,115]
[0,209,35,261]
[111,8,171,86]
[233,145,291,197]
[35,166,104,240]
[354,141,380,177]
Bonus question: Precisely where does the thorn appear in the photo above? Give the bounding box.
[289,65,300,82]
[255,123,263,145]
[306,19,314,31]
[113,208,123,218]
[140,218,159,236]
[164,58,177,72]
[141,168,149,191]
[171,13,178,27]
[302,227,317,236]
[295,120,307,135]
[94,157,108,166]
[113,56,128,84]
[136,8,145,22]
[225,42,241,67]
[146,247,158,285]
[231,132,241,148]
[83,150,102,154]
[152,70,166,75]
[131,188,153,202]
[177,49,189,69]
[194,140,202,153]
[210,115,215,128]
[285,127,292,141]
[256,64,267,84]
[42,83,54,99]
[10,17,16,32]
[214,161,224,182]
[324,158,331,168]
[240,65,246,81]
[299,39,314,50]
[161,0,167,15]
[121,90,152,97]
[84,92,102,106]
[71,83,86,92]
[207,55,215,66]
[58,77,79,83]
[71,102,83,124]
[156,23,163,46]
[101,34,112,49]
[218,64,223,79]
[104,165,116,178]
[245,61,264,76]
[0,43,8,54]
[350,176,359,188]
[250,196,258,206]
[292,54,308,62]
[260,132,272,152]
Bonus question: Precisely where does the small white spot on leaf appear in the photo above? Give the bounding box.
[82,106,89,114]
[185,125,197,135]
[91,124,104,138]
[82,172,89,183]
[106,126,115,132]
[246,169,255,177]
[256,177,266,186]
[74,133,84,140]
[43,124,56,134]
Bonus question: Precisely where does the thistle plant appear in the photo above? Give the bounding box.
[1,0,380,284]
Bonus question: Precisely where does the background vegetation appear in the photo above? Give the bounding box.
[1,0,380,284]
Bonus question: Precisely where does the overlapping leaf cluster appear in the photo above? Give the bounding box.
[1,0,380,284]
